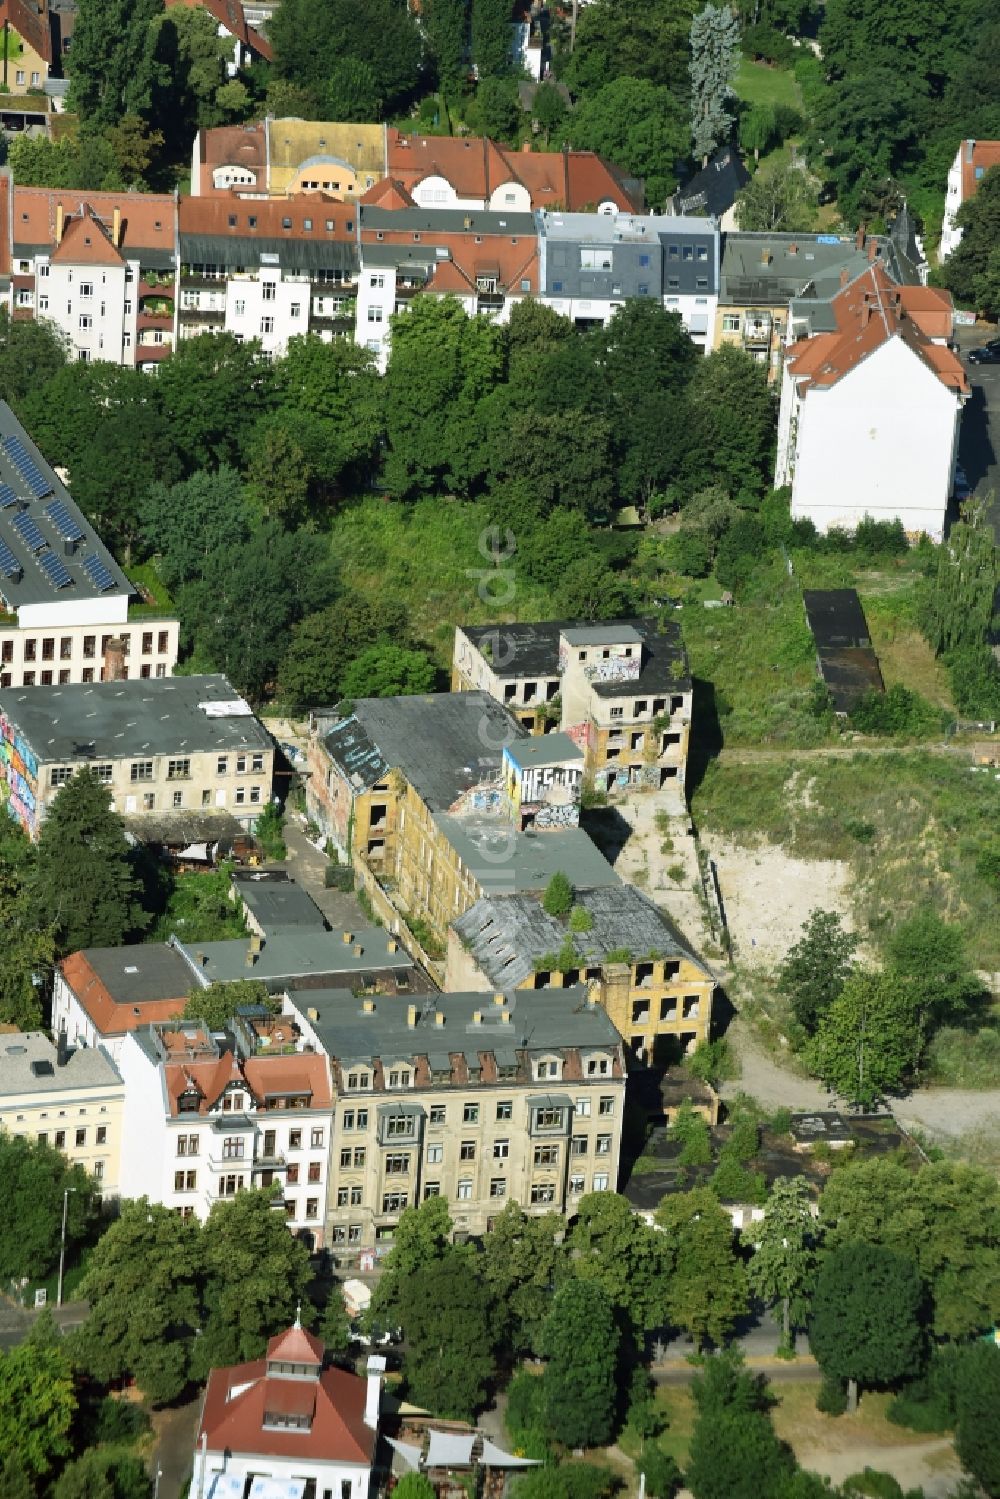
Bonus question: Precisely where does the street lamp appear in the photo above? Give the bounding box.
[56,1187,77,1308]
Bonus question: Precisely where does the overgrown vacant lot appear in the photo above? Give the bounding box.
[691,751,1000,968]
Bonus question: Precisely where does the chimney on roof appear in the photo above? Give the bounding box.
[362,998,376,1013]
[307,1007,319,1021]
[245,947,257,968]
[861,302,872,328]
[760,247,772,266]
[56,1027,69,1068]
[788,243,798,255]
[463,215,472,229]
[364,1355,385,1431]
[868,238,878,263]
[522,141,532,153]
[342,931,353,944]
[472,1009,483,1026]
[353,944,363,957]
[966,140,976,163]
[55,203,64,245]
[493,992,505,1006]
[435,1010,445,1026]
[250,933,263,956]
[407,1003,417,1028]
[103,637,126,682]
[855,225,865,251]
[386,938,397,953]
[112,206,121,247]
[839,268,849,288]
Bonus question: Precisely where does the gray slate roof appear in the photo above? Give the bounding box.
[174,929,414,989]
[435,817,619,895]
[720,230,919,306]
[672,147,750,219]
[72,942,194,1005]
[452,885,708,988]
[232,870,327,935]
[288,983,622,1069]
[0,401,130,612]
[323,693,526,809]
[0,1032,121,1096]
[459,617,691,696]
[0,674,270,764]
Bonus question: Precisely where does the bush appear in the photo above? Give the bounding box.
[976,844,1000,884]
[324,862,354,891]
[816,1374,848,1415]
[505,1369,551,1460]
[639,1446,682,1499]
[886,1391,954,1432]
[849,684,946,739]
[853,516,909,558]
[842,1469,914,1499]
[709,1153,767,1205]
[714,516,769,593]
[685,1038,736,1088]
[946,645,1000,717]
[925,1025,1000,1088]
[670,530,713,578]
[92,1395,151,1445]
[669,1101,712,1165]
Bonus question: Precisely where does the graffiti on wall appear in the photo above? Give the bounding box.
[534,802,580,829]
[0,712,38,835]
[584,656,641,684]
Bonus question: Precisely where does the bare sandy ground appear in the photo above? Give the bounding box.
[702,838,855,970]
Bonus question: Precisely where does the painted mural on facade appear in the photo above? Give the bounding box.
[0,712,38,836]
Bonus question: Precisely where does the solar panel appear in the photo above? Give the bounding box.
[4,436,52,498]
[0,539,21,579]
[0,485,17,510]
[43,498,84,542]
[83,553,117,592]
[13,510,46,553]
[38,549,72,589]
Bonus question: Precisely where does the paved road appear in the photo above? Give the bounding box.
[0,1299,88,1350]
[283,815,369,933]
[151,1395,202,1499]
[956,329,1000,538]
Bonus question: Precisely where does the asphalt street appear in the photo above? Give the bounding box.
[955,329,1000,539]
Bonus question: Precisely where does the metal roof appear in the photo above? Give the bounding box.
[232,871,328,935]
[434,816,619,895]
[175,928,413,988]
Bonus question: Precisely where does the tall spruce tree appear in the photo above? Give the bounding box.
[32,768,146,955]
[689,4,740,163]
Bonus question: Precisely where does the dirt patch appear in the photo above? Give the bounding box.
[703,838,854,969]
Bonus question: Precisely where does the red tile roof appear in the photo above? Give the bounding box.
[195,122,266,193]
[0,0,52,65]
[178,194,355,240]
[784,264,968,397]
[164,0,271,60]
[59,951,186,1037]
[386,129,641,212]
[360,221,537,297]
[50,206,125,267]
[13,185,176,256]
[361,177,415,209]
[199,1353,375,1466]
[267,1325,324,1364]
[961,140,1000,204]
[164,1050,331,1116]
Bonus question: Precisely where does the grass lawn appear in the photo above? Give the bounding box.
[328,495,558,663]
[735,58,803,112]
[616,1384,698,1470]
[691,750,1000,967]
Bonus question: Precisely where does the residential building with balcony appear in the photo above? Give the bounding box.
[0,673,273,839]
[447,884,716,1063]
[536,210,718,347]
[775,264,968,541]
[714,229,919,378]
[941,139,1000,260]
[117,1015,333,1242]
[6,180,177,369]
[356,205,538,369]
[452,617,692,803]
[0,1030,124,1194]
[0,401,179,692]
[176,195,359,356]
[286,983,626,1248]
[54,943,195,1061]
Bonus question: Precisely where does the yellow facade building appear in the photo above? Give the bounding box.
[267,120,386,197]
[0,1031,124,1192]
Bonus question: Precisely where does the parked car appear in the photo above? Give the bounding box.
[968,344,1000,364]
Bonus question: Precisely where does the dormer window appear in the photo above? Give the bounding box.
[585,1054,611,1077]
[222,1091,246,1112]
[388,1068,412,1089]
[535,1057,561,1082]
[178,1090,200,1113]
[347,1071,372,1091]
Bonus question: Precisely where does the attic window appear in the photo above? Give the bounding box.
[282,217,292,229]
[228,215,237,227]
[84,236,92,245]
[154,221,161,230]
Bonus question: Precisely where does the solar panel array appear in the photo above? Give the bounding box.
[83,553,116,592]
[43,499,85,543]
[0,485,18,511]
[38,550,73,589]
[2,434,52,499]
[0,539,21,579]
[13,510,47,554]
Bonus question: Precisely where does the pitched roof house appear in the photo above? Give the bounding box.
[775,264,969,541]
[194,1323,381,1499]
[941,139,1000,260]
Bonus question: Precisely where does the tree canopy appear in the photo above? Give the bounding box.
[809,1242,926,1410]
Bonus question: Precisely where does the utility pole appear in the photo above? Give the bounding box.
[56,1186,77,1308]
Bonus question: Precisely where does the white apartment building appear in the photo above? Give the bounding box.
[776,266,969,541]
[0,401,178,693]
[117,1017,333,1245]
[0,1031,124,1194]
[940,140,1000,261]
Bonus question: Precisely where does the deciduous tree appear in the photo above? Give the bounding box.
[778,908,856,1036]
[477,1202,564,1355]
[567,77,690,204]
[954,1341,1000,1496]
[140,468,252,590]
[655,1187,748,1348]
[541,1279,619,1449]
[807,970,922,1106]
[278,598,411,709]
[808,1242,925,1411]
[0,1336,76,1484]
[396,1257,497,1418]
[0,1136,95,1285]
[182,979,273,1032]
[472,0,512,78]
[566,1191,671,1334]
[341,644,437,699]
[747,1177,818,1348]
[735,160,818,231]
[66,0,163,128]
[921,498,1000,654]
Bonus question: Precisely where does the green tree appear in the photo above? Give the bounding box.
[886,911,983,1029]
[686,1408,793,1499]
[397,1257,497,1418]
[393,1478,437,1499]
[0,1135,95,1285]
[921,499,1000,654]
[53,1450,151,1499]
[0,1338,76,1484]
[808,70,921,224]
[739,103,774,162]
[489,408,615,521]
[140,467,251,590]
[639,1446,681,1499]
[278,597,411,709]
[5,133,125,190]
[0,310,66,407]
[106,112,163,186]
[319,1288,353,1357]
[182,979,274,1032]
[682,344,776,496]
[341,644,437,699]
[269,0,421,114]
[193,1190,314,1376]
[807,970,922,1106]
[689,3,740,162]
[371,1195,455,1325]
[478,1202,564,1354]
[532,82,567,145]
[747,1178,819,1348]
[600,300,698,509]
[472,0,511,78]
[32,769,146,956]
[734,160,819,231]
[324,58,382,122]
[655,1187,749,1348]
[474,77,522,141]
[778,909,857,1036]
[65,0,163,128]
[820,1157,1000,1341]
[954,1342,1000,1497]
[567,0,696,100]
[540,1280,619,1449]
[555,559,635,621]
[0,835,53,1029]
[269,336,384,495]
[424,0,468,93]
[809,1242,925,1412]
[714,514,768,592]
[566,1192,672,1334]
[567,77,690,204]
[156,333,274,472]
[72,1199,203,1405]
[542,871,574,917]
